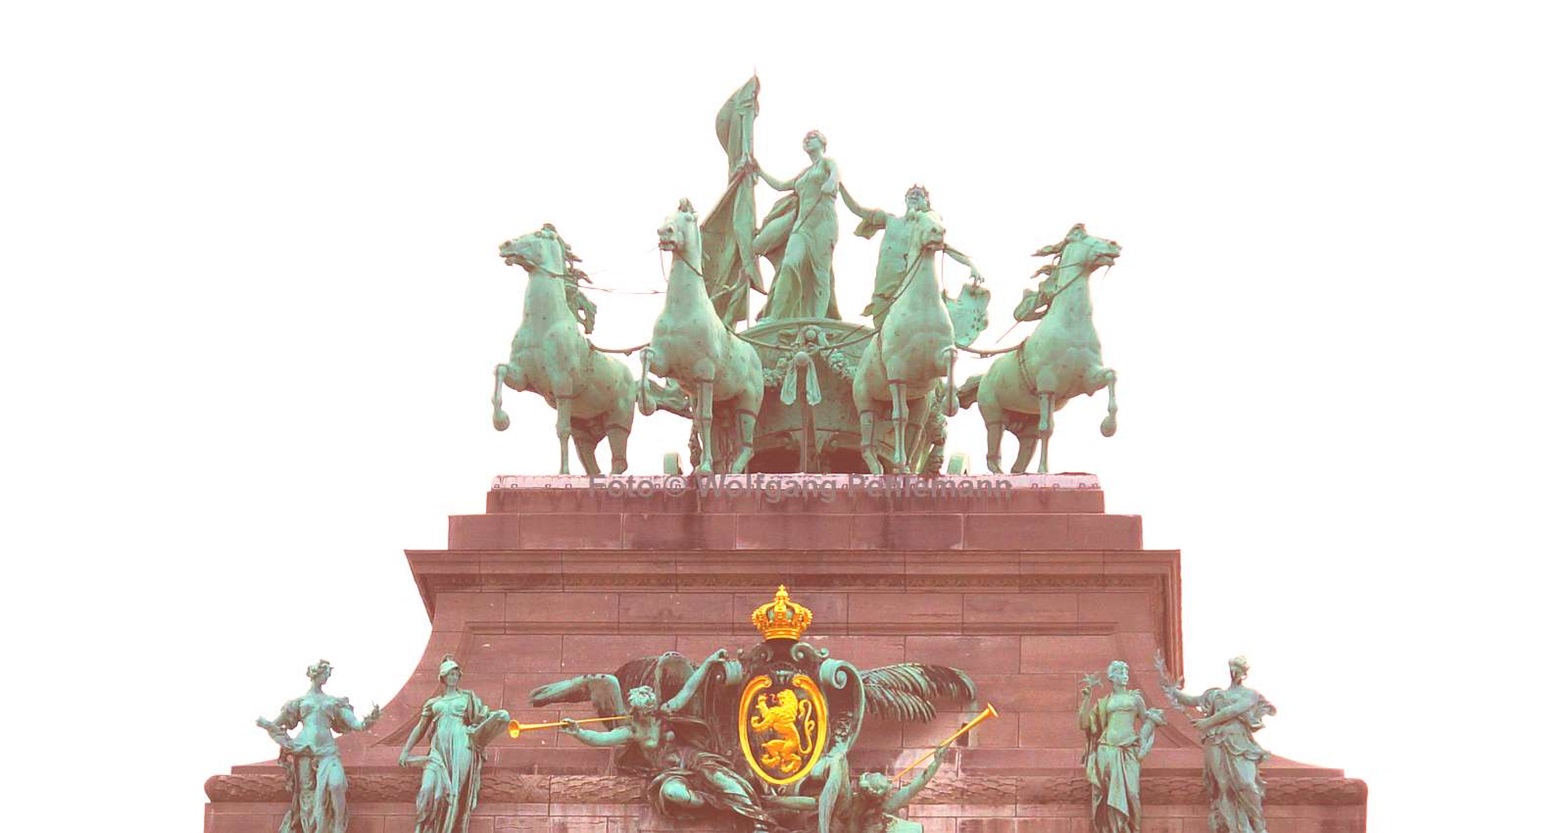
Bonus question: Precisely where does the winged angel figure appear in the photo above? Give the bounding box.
[529,647,977,833]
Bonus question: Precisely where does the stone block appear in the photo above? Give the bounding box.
[434,592,508,631]
[734,513,855,549]
[851,512,964,550]
[904,635,1021,675]
[963,592,1078,626]
[506,592,619,624]
[963,514,1074,550]
[561,634,675,672]
[451,514,521,549]
[1020,634,1119,673]
[622,513,736,550]
[849,592,963,630]
[618,592,734,628]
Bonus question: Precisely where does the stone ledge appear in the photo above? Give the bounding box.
[205,772,1367,807]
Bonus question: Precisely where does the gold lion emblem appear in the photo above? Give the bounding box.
[740,674,827,785]
[750,688,815,775]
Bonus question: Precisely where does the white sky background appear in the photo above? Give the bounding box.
[3,2,1564,829]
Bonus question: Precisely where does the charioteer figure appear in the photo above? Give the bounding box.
[841,184,984,330]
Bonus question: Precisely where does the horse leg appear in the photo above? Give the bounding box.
[731,408,757,474]
[1011,427,1038,474]
[554,395,574,475]
[492,363,518,431]
[941,347,959,417]
[859,408,882,475]
[572,427,602,477]
[1096,368,1119,437]
[889,380,909,474]
[638,349,656,416]
[696,380,715,474]
[1036,393,1056,474]
[978,379,1006,474]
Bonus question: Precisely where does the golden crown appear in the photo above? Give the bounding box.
[751,585,813,641]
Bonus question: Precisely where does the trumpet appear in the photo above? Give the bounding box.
[894,703,999,780]
[507,714,630,738]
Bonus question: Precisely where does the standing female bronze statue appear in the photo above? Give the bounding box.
[1078,660,1165,833]
[398,655,511,833]
[1159,656,1276,833]
[752,130,843,322]
[256,659,381,833]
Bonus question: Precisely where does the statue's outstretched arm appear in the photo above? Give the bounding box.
[1194,691,1257,728]
[943,246,983,281]
[887,745,949,811]
[756,165,793,192]
[1161,682,1203,709]
[560,719,635,748]
[839,184,873,219]
[338,700,381,732]
[662,648,729,714]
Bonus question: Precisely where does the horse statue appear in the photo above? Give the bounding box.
[492,225,637,475]
[973,223,1121,473]
[852,210,958,474]
[640,199,763,474]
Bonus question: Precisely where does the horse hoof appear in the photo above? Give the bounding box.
[696,463,714,475]
[611,459,629,475]
[1100,415,1118,437]
[986,456,1003,475]
[729,450,754,474]
[862,454,883,476]
[492,412,511,431]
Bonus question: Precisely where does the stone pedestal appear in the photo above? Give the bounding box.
[204,475,1367,833]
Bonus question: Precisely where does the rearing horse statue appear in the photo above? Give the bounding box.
[975,223,1121,473]
[641,199,763,474]
[852,210,958,474]
[493,225,637,475]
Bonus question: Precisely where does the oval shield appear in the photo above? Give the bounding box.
[739,673,829,786]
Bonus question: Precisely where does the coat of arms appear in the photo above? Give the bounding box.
[740,671,828,785]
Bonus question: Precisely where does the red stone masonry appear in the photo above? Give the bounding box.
[204,475,1366,833]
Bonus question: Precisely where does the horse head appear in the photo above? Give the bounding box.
[656,198,701,262]
[912,209,947,254]
[1044,224,1119,294]
[499,225,567,275]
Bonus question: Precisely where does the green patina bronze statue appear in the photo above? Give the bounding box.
[851,208,959,474]
[492,225,638,475]
[763,746,951,833]
[255,660,381,833]
[535,649,774,832]
[1079,661,1166,833]
[753,130,844,322]
[970,223,1122,473]
[641,199,764,474]
[486,79,1138,475]
[842,184,984,332]
[1158,655,1276,833]
[702,76,765,328]
[525,587,979,832]
[397,654,512,833]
